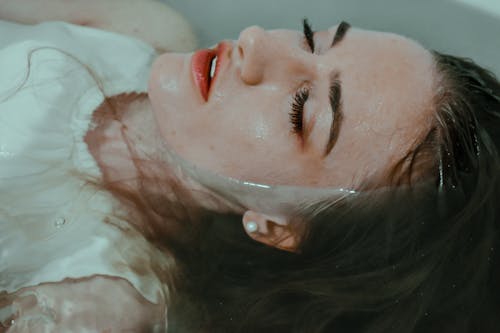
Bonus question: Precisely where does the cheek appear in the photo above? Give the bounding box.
[190,102,293,180]
[242,111,272,143]
[152,72,302,183]
[207,102,276,155]
[210,88,286,143]
[148,53,194,127]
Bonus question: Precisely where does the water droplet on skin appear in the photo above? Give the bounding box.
[160,76,179,93]
[54,217,66,228]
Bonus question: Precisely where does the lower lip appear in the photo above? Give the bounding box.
[192,48,217,101]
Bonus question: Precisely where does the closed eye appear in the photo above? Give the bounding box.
[289,19,314,139]
[302,18,315,53]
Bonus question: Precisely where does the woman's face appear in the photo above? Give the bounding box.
[148,23,436,188]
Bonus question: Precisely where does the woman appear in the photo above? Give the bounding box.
[1,1,499,332]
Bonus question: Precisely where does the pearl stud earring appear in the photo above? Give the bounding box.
[245,221,258,233]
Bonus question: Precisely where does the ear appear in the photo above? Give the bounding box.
[242,210,299,253]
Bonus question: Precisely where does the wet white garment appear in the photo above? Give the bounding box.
[0,20,169,330]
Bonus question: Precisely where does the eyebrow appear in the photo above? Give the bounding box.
[325,72,343,156]
[324,22,350,156]
[331,21,351,47]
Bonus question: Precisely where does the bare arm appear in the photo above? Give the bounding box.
[0,0,197,52]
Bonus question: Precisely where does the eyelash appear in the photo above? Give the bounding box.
[289,88,309,135]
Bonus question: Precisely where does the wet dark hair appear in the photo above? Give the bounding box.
[163,52,500,332]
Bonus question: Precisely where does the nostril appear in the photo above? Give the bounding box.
[238,45,244,59]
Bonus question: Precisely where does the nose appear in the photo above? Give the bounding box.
[236,26,310,86]
[238,26,292,85]
[236,26,272,85]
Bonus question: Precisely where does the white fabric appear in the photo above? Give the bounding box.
[0,20,167,307]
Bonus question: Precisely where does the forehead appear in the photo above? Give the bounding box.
[326,27,435,94]
[319,27,437,186]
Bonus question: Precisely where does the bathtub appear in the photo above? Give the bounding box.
[163,0,500,76]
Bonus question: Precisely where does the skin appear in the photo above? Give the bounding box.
[148,24,437,190]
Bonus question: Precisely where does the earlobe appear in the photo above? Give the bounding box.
[242,210,299,252]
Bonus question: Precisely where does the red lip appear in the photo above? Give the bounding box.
[191,42,230,101]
